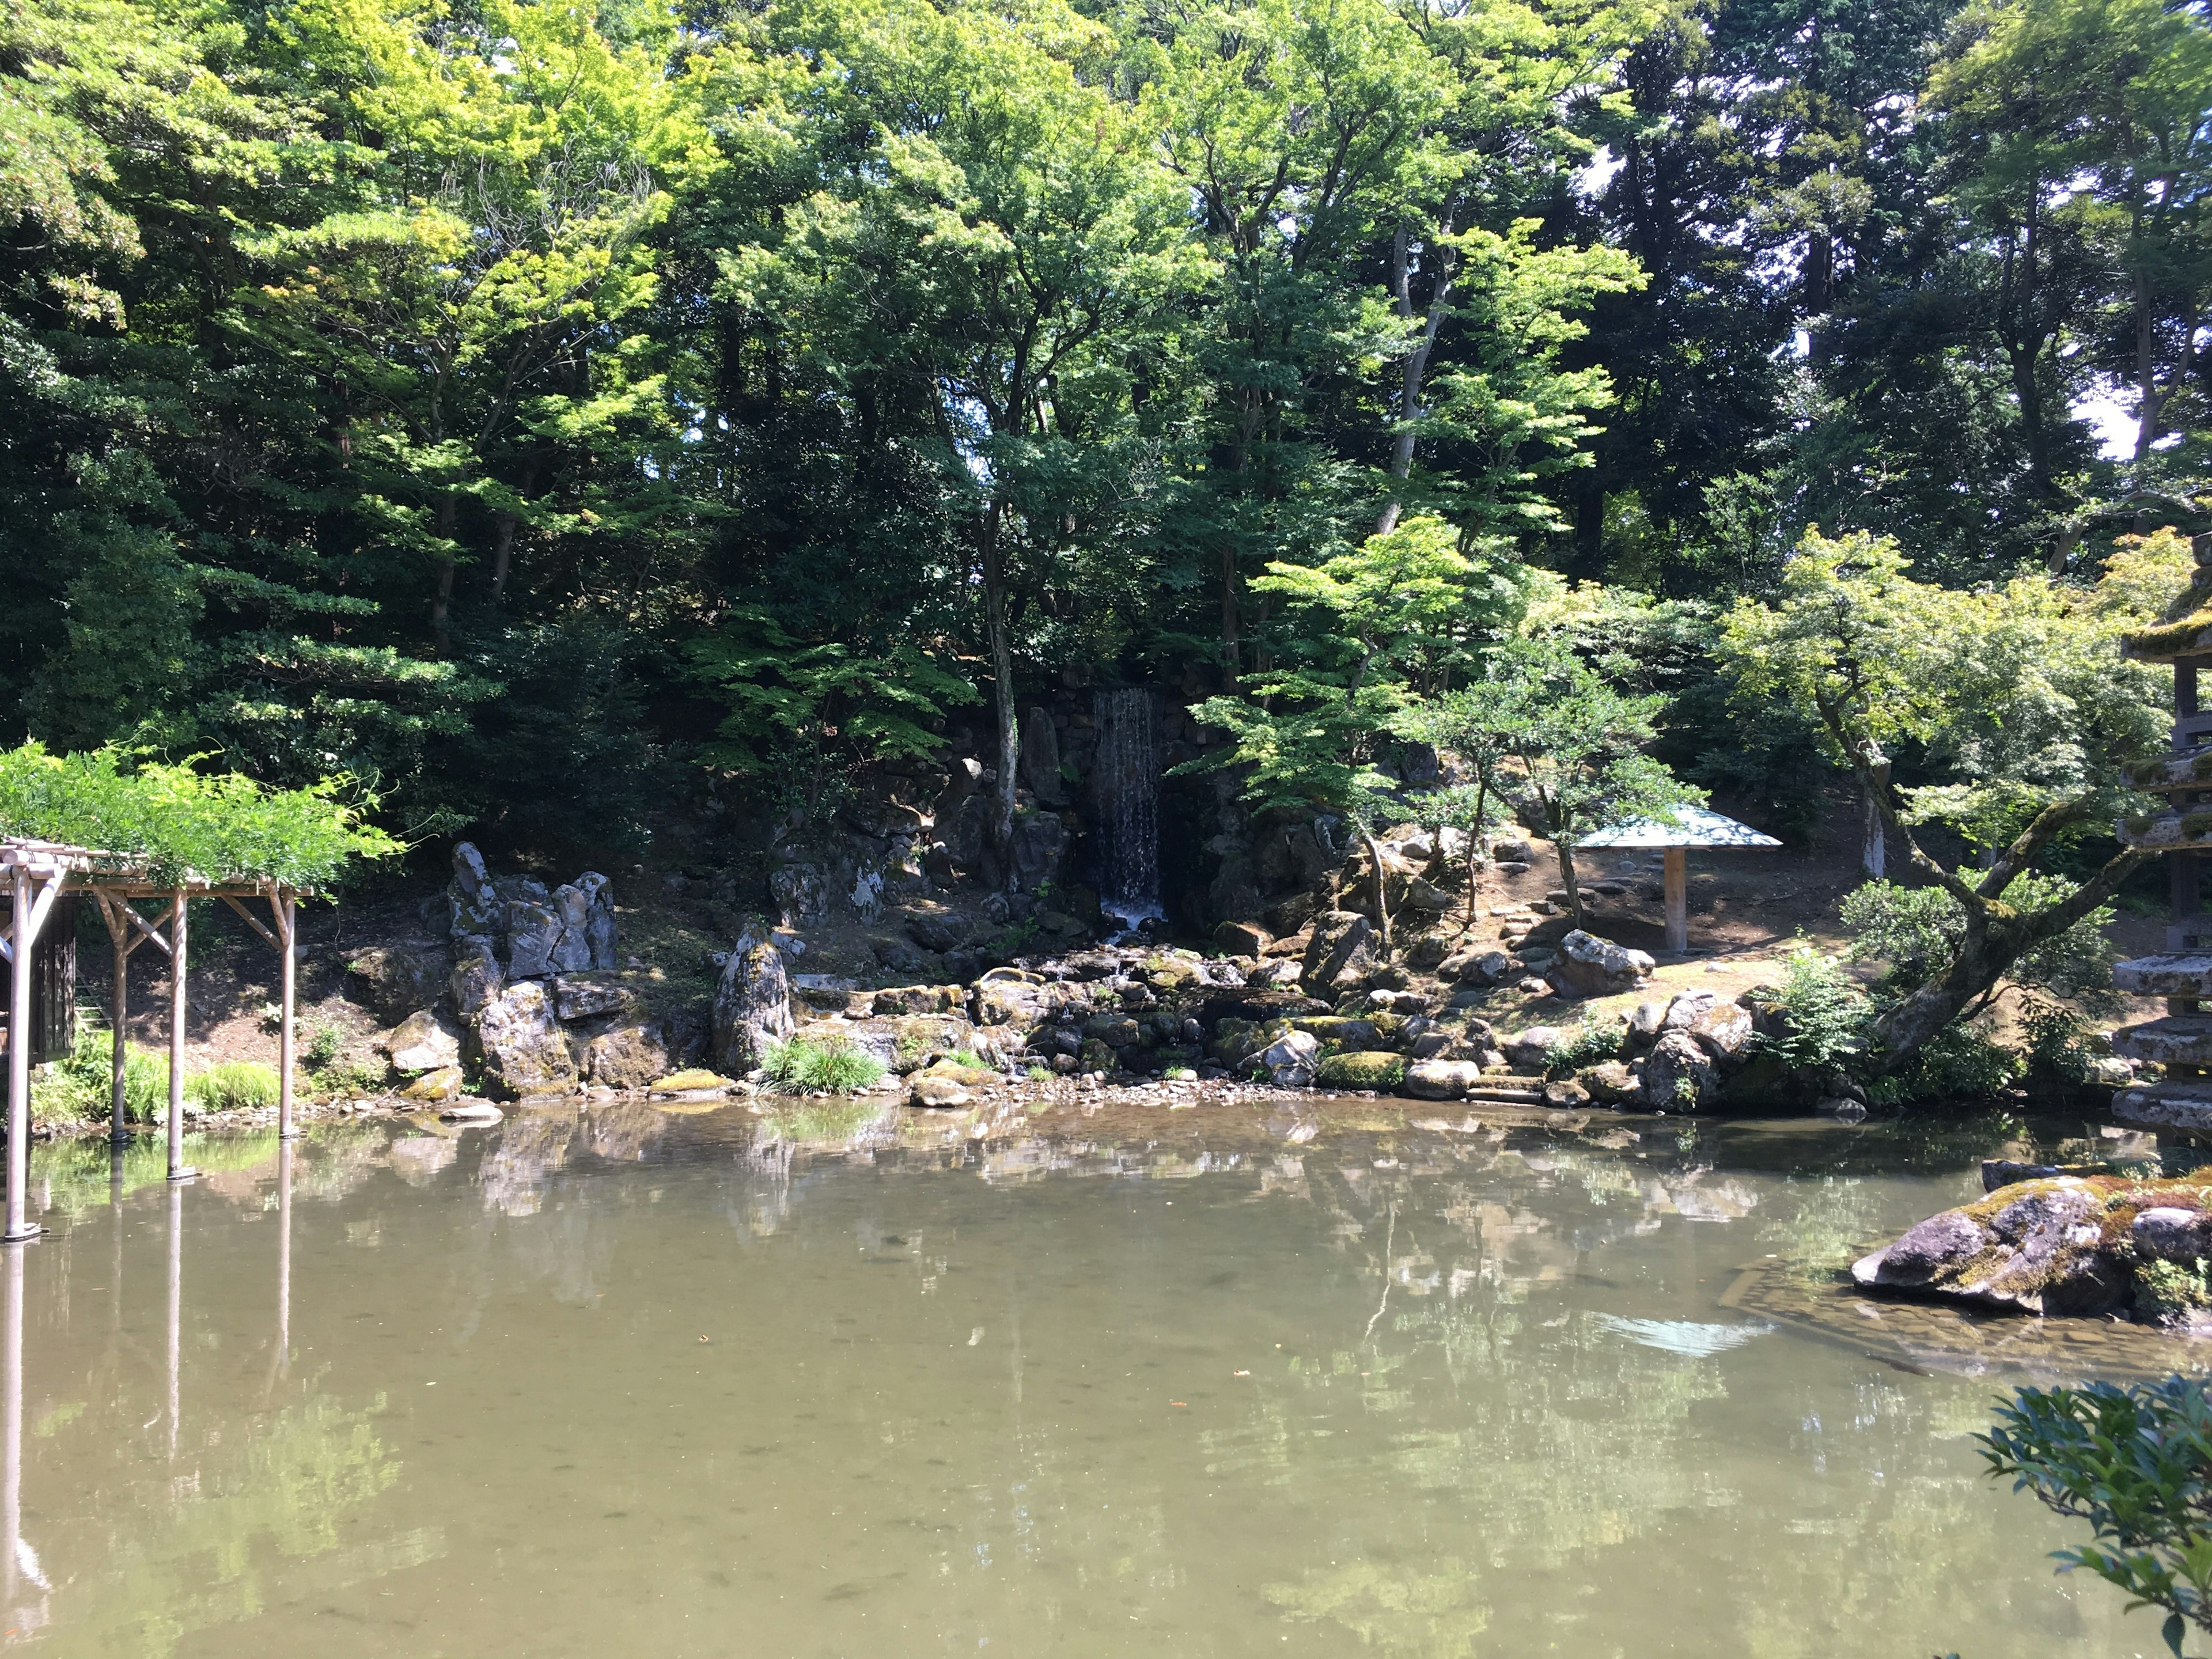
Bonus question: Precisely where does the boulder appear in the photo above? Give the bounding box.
[909,1073,971,1108]
[1543,1078,1591,1109]
[1403,1059,1482,1100]
[1300,912,1375,995]
[1503,1027,1563,1071]
[767,859,827,925]
[553,973,643,1023]
[1260,1030,1320,1087]
[1440,948,1512,986]
[1547,931,1654,998]
[1315,1051,1406,1089]
[584,1020,680,1090]
[931,757,984,828]
[447,842,500,935]
[907,910,971,954]
[1851,1179,2128,1316]
[712,940,796,1074]
[1403,877,1453,913]
[450,936,503,1019]
[579,872,618,968]
[1660,991,1721,1032]
[474,981,578,1099]
[346,945,448,1024]
[1214,920,1272,957]
[548,882,596,974]
[505,898,563,979]
[1623,1000,1668,1051]
[1641,1031,1717,1109]
[399,1067,464,1103]
[384,1010,462,1075]
[2133,1206,2212,1263]
[1006,810,1067,893]
[1685,1002,1756,1067]
[1020,706,1065,804]
[1854,1210,1988,1289]
[1578,1060,1641,1105]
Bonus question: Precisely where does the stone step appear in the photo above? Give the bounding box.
[2114,953,2212,997]
[1463,1088,1544,1105]
[2117,809,2212,850]
[2112,1016,2212,1066]
[2115,1081,2212,1131]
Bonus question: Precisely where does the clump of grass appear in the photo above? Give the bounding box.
[762,1036,885,1094]
[186,1060,281,1112]
[1545,1022,1623,1075]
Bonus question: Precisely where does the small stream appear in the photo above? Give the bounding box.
[0,1102,2180,1657]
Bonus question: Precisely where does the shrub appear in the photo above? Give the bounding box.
[305,1023,344,1069]
[1546,1023,1622,1075]
[186,1061,281,1112]
[2020,997,2094,1091]
[1982,1377,2212,1656]
[1756,946,1870,1074]
[1865,1021,2019,1107]
[29,1014,171,1124]
[762,1036,885,1094]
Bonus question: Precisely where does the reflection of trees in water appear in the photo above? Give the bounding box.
[36,1392,434,1657]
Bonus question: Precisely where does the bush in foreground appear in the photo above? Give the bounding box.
[762,1037,884,1095]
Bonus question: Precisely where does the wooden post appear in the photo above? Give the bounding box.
[108,906,130,1142]
[275,890,297,1141]
[2,1238,20,1611]
[166,893,192,1184]
[4,868,60,1245]
[1663,847,1688,957]
[5,871,29,1247]
[91,891,167,1145]
[165,1175,181,1459]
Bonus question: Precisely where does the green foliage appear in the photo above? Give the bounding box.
[2020,997,2096,1090]
[185,1061,281,1113]
[1842,875,2124,1013]
[1755,948,1872,1074]
[0,743,397,888]
[761,1036,885,1096]
[1863,1022,2020,1107]
[1545,1024,1623,1074]
[1983,1378,2212,1655]
[304,1024,344,1069]
[1313,1051,1406,1089]
[30,1011,167,1124]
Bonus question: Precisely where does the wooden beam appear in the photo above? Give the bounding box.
[219,894,279,950]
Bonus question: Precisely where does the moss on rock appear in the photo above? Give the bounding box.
[1314,1051,1406,1088]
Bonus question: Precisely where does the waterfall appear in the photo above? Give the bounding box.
[1096,687,1161,938]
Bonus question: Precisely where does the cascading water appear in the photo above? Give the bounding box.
[1095,687,1162,939]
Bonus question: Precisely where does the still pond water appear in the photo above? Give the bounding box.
[0,1096,2190,1657]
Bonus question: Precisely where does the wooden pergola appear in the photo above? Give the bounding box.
[0,836,303,1243]
[1577,805,1782,956]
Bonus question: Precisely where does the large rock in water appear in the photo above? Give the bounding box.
[474,981,577,1099]
[583,1019,681,1090]
[1851,1175,2149,1316]
[713,940,795,1074]
[1404,1059,1482,1100]
[1547,931,1654,998]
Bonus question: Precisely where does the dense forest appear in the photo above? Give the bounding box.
[1,0,2206,871]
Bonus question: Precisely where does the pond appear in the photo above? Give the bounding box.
[0,1097,2188,1657]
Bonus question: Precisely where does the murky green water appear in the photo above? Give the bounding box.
[0,1100,2180,1657]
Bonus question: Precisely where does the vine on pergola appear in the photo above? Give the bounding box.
[0,744,399,889]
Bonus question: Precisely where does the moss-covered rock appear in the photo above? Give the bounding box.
[1853,1172,2212,1320]
[1314,1051,1406,1089]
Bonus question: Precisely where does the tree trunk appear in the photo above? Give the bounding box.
[1861,790,1885,879]
[1552,831,1585,930]
[1359,827,1392,956]
[978,499,1020,878]
[430,492,457,654]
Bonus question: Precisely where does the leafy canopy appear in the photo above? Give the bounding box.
[0,743,399,888]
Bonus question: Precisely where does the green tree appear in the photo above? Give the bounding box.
[1720,531,2166,1069]
[1465,637,1699,926]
